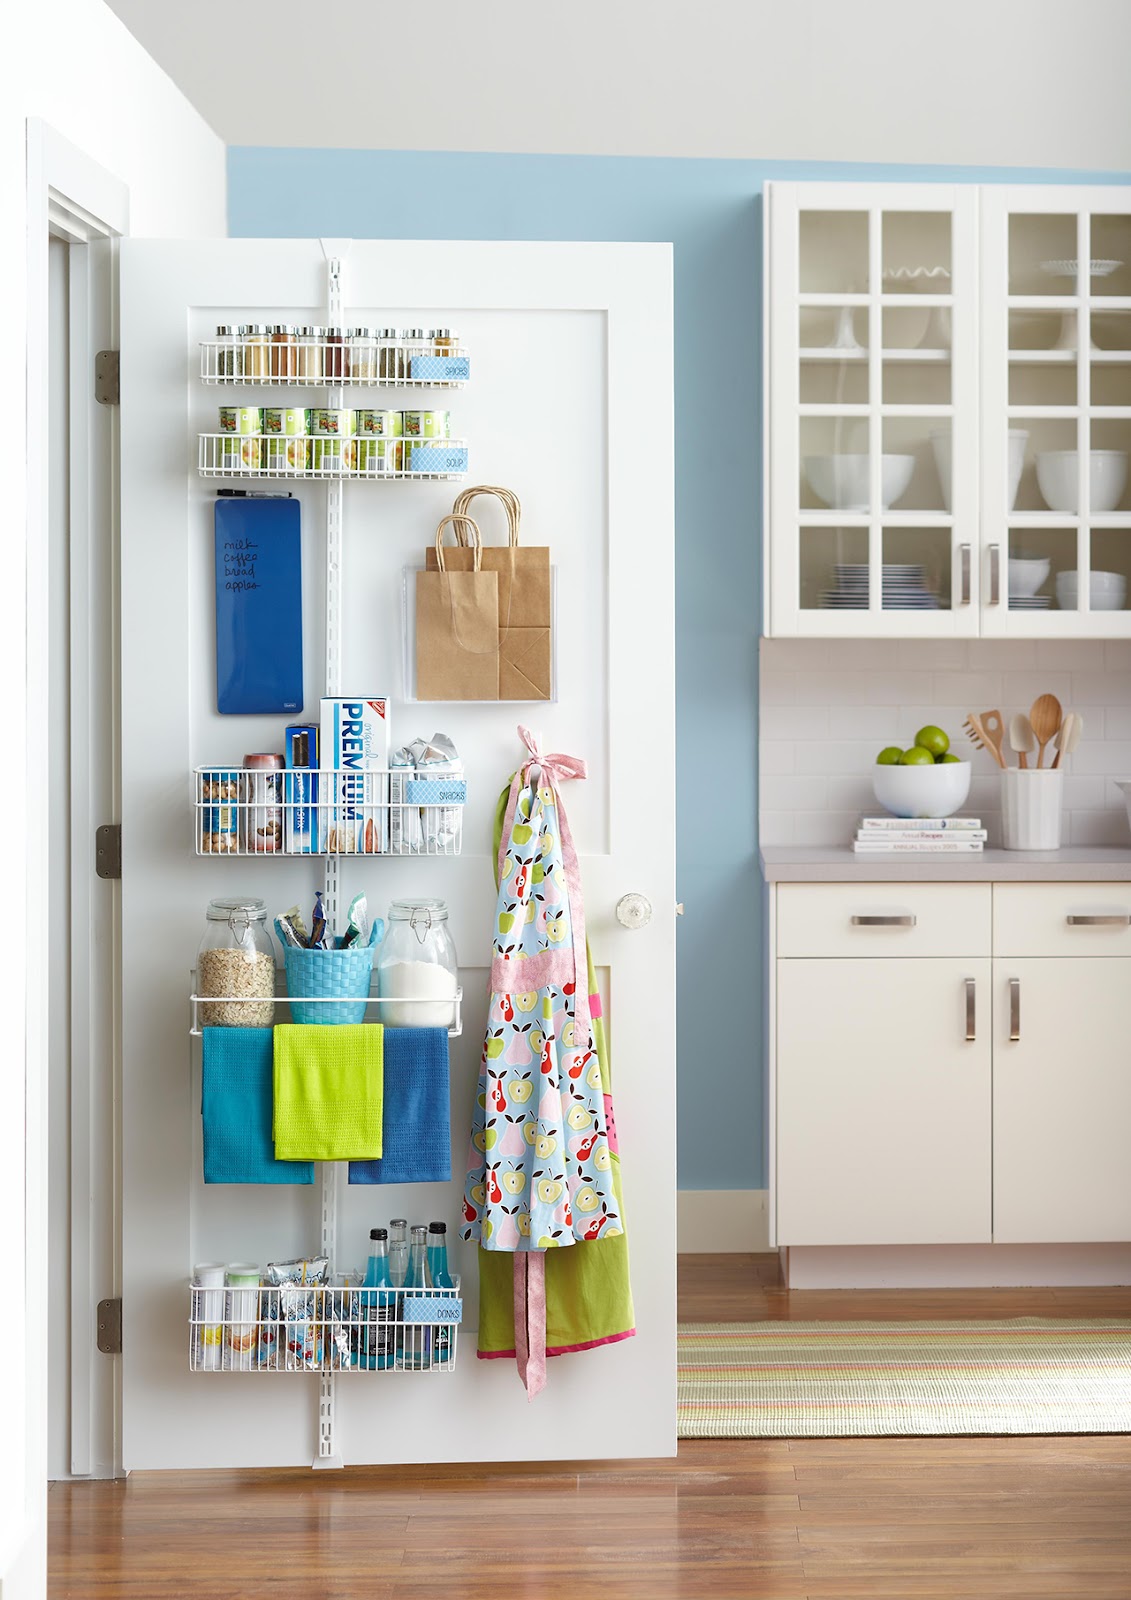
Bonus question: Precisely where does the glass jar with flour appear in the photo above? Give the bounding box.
[376,899,458,1027]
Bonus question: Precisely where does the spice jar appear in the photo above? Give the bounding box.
[270,324,297,380]
[348,327,377,382]
[376,899,458,1027]
[243,324,270,380]
[197,898,276,1027]
[403,327,429,380]
[324,327,348,381]
[433,327,458,355]
[216,324,240,379]
[376,327,401,381]
[297,326,324,382]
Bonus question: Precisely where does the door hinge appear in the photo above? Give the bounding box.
[95,349,120,406]
[96,823,121,879]
[96,1297,122,1355]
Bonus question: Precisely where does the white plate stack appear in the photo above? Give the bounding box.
[820,564,941,611]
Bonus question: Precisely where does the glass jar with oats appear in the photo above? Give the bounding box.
[197,898,276,1027]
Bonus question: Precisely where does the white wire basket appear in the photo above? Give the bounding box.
[199,337,469,388]
[194,767,465,857]
[198,433,468,480]
[188,971,464,1038]
[189,1278,462,1373]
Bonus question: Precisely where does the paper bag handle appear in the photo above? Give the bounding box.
[434,513,483,571]
[451,485,521,548]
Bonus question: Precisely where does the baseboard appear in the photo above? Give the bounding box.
[677,1190,770,1253]
[783,1243,1131,1289]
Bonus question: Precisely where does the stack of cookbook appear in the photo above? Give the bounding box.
[854,816,986,854]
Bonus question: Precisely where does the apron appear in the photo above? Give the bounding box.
[461,729,632,1394]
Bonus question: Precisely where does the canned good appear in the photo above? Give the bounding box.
[243,753,284,853]
[218,435,261,471]
[200,769,240,853]
[263,434,309,473]
[309,408,356,436]
[220,406,262,434]
[402,409,450,440]
[355,409,403,437]
[263,407,309,435]
[355,436,404,474]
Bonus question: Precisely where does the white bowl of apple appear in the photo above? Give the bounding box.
[872,726,971,818]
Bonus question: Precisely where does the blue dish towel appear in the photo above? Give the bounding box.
[202,1026,314,1185]
[348,1027,451,1185]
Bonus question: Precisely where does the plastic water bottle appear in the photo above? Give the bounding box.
[427,1221,454,1365]
[358,1228,394,1370]
[399,1225,431,1370]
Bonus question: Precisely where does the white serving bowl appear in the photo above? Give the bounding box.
[1036,449,1128,513]
[803,453,914,511]
[1008,555,1050,597]
[1055,569,1127,611]
[872,759,972,820]
[931,428,1026,513]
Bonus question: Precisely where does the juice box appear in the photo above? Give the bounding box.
[319,698,391,853]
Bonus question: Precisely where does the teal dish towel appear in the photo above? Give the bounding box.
[202,1026,314,1185]
[348,1028,451,1185]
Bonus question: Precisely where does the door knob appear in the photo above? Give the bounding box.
[616,893,653,930]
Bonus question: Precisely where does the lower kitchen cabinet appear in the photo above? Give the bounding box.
[772,880,1131,1252]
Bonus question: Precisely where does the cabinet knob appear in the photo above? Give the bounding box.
[616,893,653,930]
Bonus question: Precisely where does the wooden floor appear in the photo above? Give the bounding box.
[49,1255,1131,1599]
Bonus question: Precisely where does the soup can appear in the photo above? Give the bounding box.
[309,408,356,436]
[402,408,449,440]
[219,405,262,435]
[218,434,261,471]
[356,408,403,437]
[263,406,309,435]
[355,436,404,474]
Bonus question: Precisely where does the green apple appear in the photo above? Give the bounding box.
[876,746,903,765]
[900,746,935,766]
[938,752,961,764]
[512,824,534,845]
[915,725,950,758]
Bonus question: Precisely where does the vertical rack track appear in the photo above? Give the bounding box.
[314,249,346,1470]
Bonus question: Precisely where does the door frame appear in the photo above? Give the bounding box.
[27,119,127,1490]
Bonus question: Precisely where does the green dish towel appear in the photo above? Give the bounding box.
[273,1024,384,1161]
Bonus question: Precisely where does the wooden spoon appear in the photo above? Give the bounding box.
[978,709,1007,770]
[1009,712,1035,769]
[1029,693,1063,769]
[1051,710,1082,770]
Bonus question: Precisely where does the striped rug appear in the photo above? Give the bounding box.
[677,1319,1131,1438]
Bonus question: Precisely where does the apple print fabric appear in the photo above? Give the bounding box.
[462,733,621,1254]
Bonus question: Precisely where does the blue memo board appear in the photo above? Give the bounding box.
[214,497,303,715]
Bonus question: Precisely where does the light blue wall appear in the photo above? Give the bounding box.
[229,149,1131,1191]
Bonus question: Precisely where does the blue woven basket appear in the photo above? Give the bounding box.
[283,943,375,1026]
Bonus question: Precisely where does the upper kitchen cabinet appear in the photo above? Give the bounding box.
[764,181,1131,638]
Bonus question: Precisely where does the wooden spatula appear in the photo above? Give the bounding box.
[1029,693,1063,769]
[964,711,1007,768]
[978,709,1006,769]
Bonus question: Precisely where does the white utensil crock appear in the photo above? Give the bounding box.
[1000,768,1064,850]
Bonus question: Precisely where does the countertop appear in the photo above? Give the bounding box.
[760,845,1131,883]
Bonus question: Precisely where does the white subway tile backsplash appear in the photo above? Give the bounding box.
[759,637,1131,846]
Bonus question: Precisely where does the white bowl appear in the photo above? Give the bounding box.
[1056,569,1127,611]
[803,453,914,511]
[931,429,1026,513]
[872,760,972,820]
[1036,450,1128,513]
[1008,555,1050,597]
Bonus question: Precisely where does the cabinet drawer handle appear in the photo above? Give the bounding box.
[1066,914,1131,926]
[989,544,1001,606]
[851,914,916,927]
[964,978,976,1042]
[1009,977,1021,1042]
[959,543,971,606]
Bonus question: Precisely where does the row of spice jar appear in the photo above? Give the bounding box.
[212,325,460,382]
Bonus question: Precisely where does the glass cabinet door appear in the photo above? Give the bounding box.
[768,183,979,636]
[981,187,1131,637]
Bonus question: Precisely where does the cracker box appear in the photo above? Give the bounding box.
[319,698,391,853]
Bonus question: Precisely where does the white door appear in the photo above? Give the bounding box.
[776,958,992,1245]
[766,181,980,639]
[980,185,1131,638]
[117,239,676,1469]
[993,958,1131,1242]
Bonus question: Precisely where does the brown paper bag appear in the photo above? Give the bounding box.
[416,515,500,701]
[425,486,552,700]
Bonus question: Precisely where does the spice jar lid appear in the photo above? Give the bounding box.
[434,327,456,338]
[245,323,268,335]
[348,327,373,338]
[216,324,237,337]
[404,327,426,339]
[388,897,448,924]
[272,324,295,335]
[376,327,398,339]
[243,751,285,769]
[206,897,267,921]
[325,326,346,337]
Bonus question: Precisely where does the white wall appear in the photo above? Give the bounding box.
[3,2,225,1590]
[103,0,1131,172]
[760,639,1131,847]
